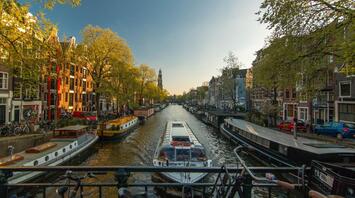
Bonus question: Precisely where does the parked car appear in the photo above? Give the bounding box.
[72,111,97,124]
[314,122,355,139]
[277,120,306,132]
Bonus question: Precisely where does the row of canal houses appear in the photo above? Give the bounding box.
[186,64,354,125]
[0,32,117,125]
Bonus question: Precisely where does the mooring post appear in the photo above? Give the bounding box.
[243,175,252,198]
[0,170,12,198]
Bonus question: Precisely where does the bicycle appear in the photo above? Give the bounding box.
[55,170,99,198]
[0,123,17,136]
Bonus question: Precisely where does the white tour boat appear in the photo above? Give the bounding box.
[153,121,212,183]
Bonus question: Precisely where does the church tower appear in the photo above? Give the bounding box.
[158,69,163,90]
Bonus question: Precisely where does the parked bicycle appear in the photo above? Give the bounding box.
[0,123,17,136]
[55,170,99,198]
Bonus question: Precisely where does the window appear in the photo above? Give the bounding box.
[50,79,56,90]
[69,93,73,106]
[0,72,8,89]
[83,81,86,91]
[329,55,334,63]
[75,79,78,86]
[70,78,74,90]
[299,108,308,121]
[339,81,351,97]
[70,65,75,76]
[65,93,68,102]
[285,89,290,98]
[66,77,68,85]
[339,103,355,123]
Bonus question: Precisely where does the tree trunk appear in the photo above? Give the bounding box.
[95,92,101,119]
[307,99,313,133]
[272,86,278,127]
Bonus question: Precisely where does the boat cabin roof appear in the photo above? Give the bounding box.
[55,125,88,131]
[162,121,201,147]
[54,125,88,138]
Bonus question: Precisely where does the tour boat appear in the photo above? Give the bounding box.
[221,118,355,166]
[1,125,98,184]
[153,121,212,183]
[98,115,139,141]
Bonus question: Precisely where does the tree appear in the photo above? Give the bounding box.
[219,52,243,110]
[78,25,133,116]
[137,64,156,105]
[257,0,354,70]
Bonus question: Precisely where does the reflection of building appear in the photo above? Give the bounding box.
[158,69,163,90]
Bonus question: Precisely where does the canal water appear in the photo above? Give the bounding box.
[80,104,290,197]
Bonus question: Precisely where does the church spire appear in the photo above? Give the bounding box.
[158,69,163,90]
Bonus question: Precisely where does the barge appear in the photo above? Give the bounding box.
[221,118,355,166]
[98,115,139,141]
[1,125,98,184]
[153,121,212,183]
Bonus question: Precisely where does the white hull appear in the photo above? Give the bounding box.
[160,172,208,184]
[8,135,98,184]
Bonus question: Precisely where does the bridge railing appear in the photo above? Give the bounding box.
[0,166,307,198]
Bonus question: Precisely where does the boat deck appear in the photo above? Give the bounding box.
[225,118,355,155]
[4,140,73,166]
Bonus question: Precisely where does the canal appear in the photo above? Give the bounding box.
[79,104,289,197]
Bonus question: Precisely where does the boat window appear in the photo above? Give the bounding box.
[34,160,38,166]
[172,123,184,127]
[158,147,175,161]
[191,148,207,162]
[55,152,58,157]
[172,136,190,142]
[45,156,49,161]
[63,148,66,153]
[176,149,190,161]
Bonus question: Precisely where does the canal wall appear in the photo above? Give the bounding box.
[0,134,51,158]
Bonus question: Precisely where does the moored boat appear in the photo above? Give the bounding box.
[309,160,355,197]
[2,125,98,184]
[221,118,355,166]
[98,115,139,141]
[153,121,212,183]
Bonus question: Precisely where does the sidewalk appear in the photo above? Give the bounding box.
[270,127,355,148]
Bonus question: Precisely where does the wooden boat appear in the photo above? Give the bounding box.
[153,121,212,183]
[4,125,98,184]
[309,161,355,197]
[221,118,355,166]
[98,115,139,141]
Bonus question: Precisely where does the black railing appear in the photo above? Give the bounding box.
[0,166,307,198]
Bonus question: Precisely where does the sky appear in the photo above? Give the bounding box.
[30,0,270,95]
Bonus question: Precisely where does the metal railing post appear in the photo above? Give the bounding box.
[0,170,11,198]
[243,175,252,198]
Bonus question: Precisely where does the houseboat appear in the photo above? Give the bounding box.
[1,125,98,184]
[221,118,355,166]
[98,115,139,141]
[133,107,155,122]
[153,121,212,183]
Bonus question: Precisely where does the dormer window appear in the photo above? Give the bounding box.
[339,81,351,97]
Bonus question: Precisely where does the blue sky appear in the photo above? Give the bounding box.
[30,0,270,95]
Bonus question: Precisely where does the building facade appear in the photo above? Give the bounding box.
[334,67,355,124]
